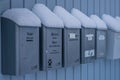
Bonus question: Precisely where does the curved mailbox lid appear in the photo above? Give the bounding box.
[102,14,120,32]
[2,8,41,27]
[71,8,96,28]
[90,15,107,30]
[53,6,81,28]
[91,15,107,58]
[71,8,96,63]
[32,4,63,70]
[32,4,64,28]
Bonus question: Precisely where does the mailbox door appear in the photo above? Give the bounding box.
[42,27,62,70]
[96,30,106,58]
[64,28,80,67]
[81,28,96,63]
[19,27,39,75]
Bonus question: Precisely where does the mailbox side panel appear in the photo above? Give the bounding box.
[19,27,39,75]
[1,18,16,75]
[107,30,120,59]
[96,30,107,58]
[64,28,80,67]
[113,32,120,59]
[41,27,62,70]
[81,28,96,63]
[40,27,47,70]
[107,30,115,59]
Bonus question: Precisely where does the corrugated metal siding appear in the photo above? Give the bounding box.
[0,0,120,80]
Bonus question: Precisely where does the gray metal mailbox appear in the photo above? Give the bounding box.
[32,4,64,70]
[71,8,96,63]
[1,8,41,75]
[91,15,107,58]
[103,14,120,60]
[54,6,81,67]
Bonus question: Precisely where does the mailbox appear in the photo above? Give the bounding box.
[53,6,81,67]
[32,4,64,70]
[102,14,120,59]
[71,8,96,63]
[90,15,107,58]
[1,8,41,75]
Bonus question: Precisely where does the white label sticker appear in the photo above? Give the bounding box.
[85,50,90,57]
[69,33,76,39]
[86,34,94,41]
[99,35,105,40]
[85,49,95,57]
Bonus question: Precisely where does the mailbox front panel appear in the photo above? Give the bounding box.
[1,18,40,75]
[81,28,96,63]
[96,30,106,58]
[64,28,80,67]
[19,27,39,75]
[41,27,62,70]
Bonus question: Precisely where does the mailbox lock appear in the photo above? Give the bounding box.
[56,62,61,66]
[75,59,79,63]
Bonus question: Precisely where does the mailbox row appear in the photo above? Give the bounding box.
[1,4,120,75]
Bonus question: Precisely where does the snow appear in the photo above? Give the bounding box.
[71,8,96,28]
[90,15,107,30]
[102,14,120,32]
[53,6,81,28]
[116,16,120,22]
[2,8,41,27]
[32,4,64,28]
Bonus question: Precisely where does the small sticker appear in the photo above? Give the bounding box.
[69,33,76,39]
[26,32,34,42]
[85,50,89,57]
[85,49,95,57]
[86,34,94,41]
[99,35,105,40]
